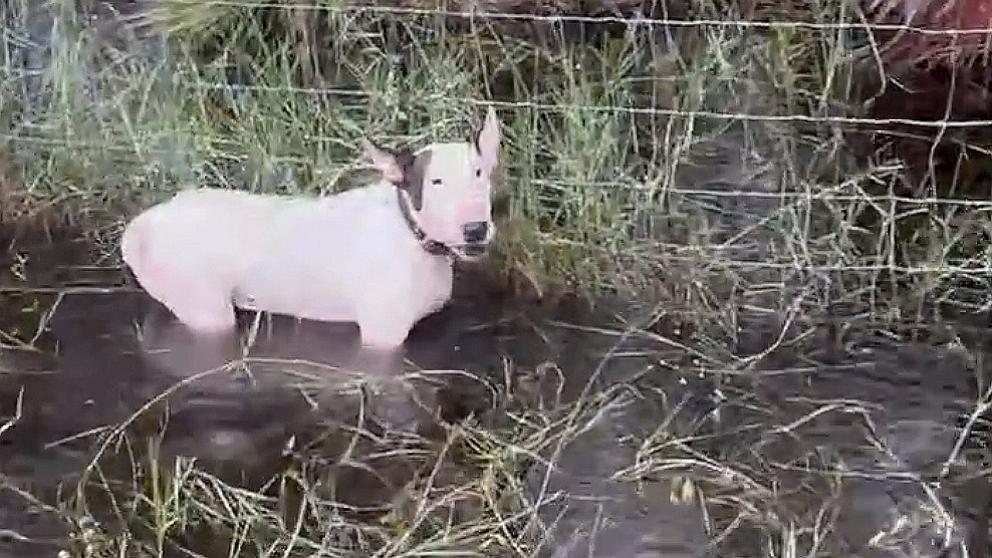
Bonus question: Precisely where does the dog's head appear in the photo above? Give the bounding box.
[363,106,502,261]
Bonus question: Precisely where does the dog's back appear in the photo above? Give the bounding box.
[120,188,304,330]
[122,188,279,281]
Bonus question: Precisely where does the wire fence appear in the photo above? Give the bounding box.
[4,0,992,312]
[126,0,992,35]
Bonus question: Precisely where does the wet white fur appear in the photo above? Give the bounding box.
[121,108,502,350]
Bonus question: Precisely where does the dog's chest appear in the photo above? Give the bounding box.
[412,256,454,319]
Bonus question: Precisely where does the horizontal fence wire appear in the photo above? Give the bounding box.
[173,84,992,130]
[3,129,992,208]
[139,0,992,36]
[4,76,990,130]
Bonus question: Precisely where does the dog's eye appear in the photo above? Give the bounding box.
[431,178,443,187]
[475,169,482,178]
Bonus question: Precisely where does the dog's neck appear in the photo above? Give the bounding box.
[395,187,458,260]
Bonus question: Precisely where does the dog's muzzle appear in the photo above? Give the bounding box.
[459,221,491,259]
[462,221,489,243]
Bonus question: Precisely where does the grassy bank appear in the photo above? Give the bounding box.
[6,0,992,317]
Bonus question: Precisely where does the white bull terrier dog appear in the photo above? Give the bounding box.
[121,107,502,350]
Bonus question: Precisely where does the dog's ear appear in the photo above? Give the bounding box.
[362,138,405,185]
[404,148,432,211]
[473,106,501,174]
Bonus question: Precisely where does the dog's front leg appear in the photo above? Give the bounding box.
[354,303,415,375]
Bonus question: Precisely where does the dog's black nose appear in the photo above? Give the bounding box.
[462,221,489,243]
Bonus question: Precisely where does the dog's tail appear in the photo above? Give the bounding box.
[120,212,151,281]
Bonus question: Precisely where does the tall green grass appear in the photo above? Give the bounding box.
[3,0,992,316]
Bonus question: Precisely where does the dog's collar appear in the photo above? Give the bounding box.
[395,187,457,259]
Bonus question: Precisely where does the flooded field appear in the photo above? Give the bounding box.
[0,228,989,558]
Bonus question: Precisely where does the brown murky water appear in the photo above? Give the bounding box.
[0,229,989,558]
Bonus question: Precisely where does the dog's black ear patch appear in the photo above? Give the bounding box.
[403,149,433,211]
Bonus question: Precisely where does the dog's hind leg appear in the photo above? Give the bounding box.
[170,291,236,333]
[133,267,236,334]
[122,213,235,334]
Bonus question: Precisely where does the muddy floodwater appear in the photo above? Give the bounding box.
[0,229,990,558]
